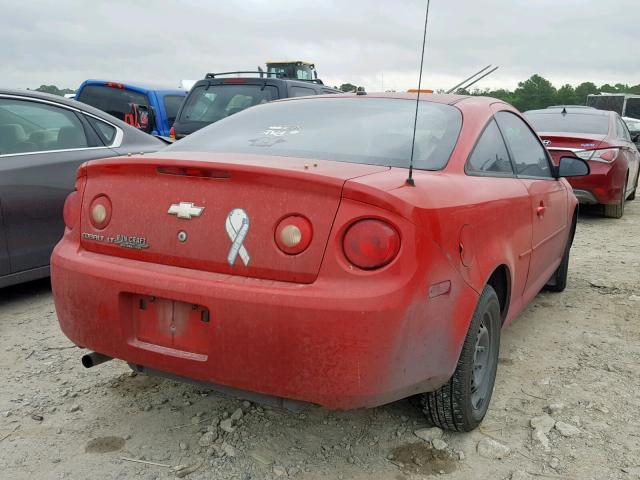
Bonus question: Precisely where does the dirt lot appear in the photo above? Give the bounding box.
[1,201,639,480]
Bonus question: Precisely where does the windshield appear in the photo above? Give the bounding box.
[525,112,610,135]
[165,97,463,171]
[177,84,279,124]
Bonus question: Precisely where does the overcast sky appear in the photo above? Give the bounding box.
[1,0,638,93]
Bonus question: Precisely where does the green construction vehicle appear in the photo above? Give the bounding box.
[265,61,322,84]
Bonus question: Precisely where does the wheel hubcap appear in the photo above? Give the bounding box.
[470,312,494,410]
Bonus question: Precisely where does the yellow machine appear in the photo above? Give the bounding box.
[265,61,321,83]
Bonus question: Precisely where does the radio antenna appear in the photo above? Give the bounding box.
[406,0,431,187]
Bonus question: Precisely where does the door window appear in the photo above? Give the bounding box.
[86,116,117,144]
[616,116,631,141]
[0,98,88,155]
[163,95,185,127]
[466,119,513,176]
[495,111,552,178]
[290,86,317,97]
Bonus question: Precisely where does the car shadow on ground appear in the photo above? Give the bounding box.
[1,277,52,303]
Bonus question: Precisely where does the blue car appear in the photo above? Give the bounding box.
[75,80,187,138]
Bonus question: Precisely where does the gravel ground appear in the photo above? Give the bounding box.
[1,201,639,480]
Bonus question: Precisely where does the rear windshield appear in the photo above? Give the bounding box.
[586,95,624,115]
[163,95,184,127]
[166,97,463,171]
[525,112,610,135]
[77,85,149,123]
[177,84,279,124]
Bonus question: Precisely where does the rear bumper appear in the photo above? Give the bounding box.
[51,238,478,409]
[572,189,598,205]
[567,160,625,205]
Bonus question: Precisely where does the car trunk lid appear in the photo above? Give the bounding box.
[539,132,607,163]
[80,153,388,283]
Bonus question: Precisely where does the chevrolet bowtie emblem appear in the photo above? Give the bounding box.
[168,202,205,219]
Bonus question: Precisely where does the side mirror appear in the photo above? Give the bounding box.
[557,156,590,177]
[632,133,640,143]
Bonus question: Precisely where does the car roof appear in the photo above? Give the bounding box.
[194,76,340,91]
[80,79,186,94]
[526,106,612,116]
[1,87,109,111]
[273,91,477,106]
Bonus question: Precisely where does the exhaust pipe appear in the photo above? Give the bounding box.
[81,352,112,368]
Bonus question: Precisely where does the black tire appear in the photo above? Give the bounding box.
[421,285,501,432]
[603,176,627,218]
[545,213,576,292]
[603,191,625,218]
[545,243,570,292]
[629,171,638,201]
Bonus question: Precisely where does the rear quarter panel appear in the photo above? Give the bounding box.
[391,99,537,325]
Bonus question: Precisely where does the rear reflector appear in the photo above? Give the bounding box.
[275,215,313,255]
[157,166,231,179]
[89,195,112,230]
[343,219,400,270]
[63,191,79,230]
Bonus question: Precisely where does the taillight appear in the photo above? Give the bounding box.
[63,191,80,229]
[274,215,313,255]
[575,148,620,163]
[89,195,112,230]
[343,219,400,270]
[169,127,176,140]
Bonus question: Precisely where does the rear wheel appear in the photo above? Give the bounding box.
[629,171,638,201]
[545,241,570,292]
[421,285,500,432]
[603,182,626,219]
[545,212,576,292]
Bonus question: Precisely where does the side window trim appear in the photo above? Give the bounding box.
[464,116,516,178]
[83,113,123,147]
[76,111,104,147]
[494,110,555,180]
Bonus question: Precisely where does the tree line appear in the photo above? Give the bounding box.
[28,76,640,114]
[460,74,640,112]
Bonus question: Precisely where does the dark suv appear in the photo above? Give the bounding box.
[171,72,342,139]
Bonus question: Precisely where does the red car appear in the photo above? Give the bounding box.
[525,106,640,218]
[52,94,588,432]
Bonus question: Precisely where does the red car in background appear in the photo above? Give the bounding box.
[525,106,640,218]
[51,94,589,432]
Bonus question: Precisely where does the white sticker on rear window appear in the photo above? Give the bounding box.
[263,125,301,137]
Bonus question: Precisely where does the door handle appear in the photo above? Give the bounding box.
[536,203,546,216]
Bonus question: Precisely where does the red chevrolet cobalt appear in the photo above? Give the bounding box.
[52,94,589,432]
[525,106,640,218]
